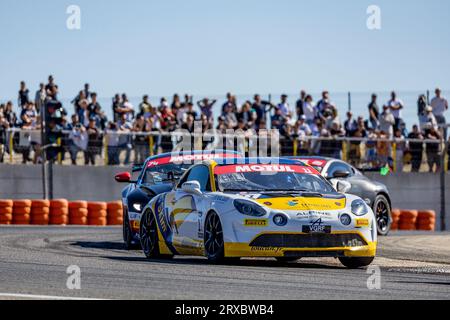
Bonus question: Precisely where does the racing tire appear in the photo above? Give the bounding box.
[373,195,391,236]
[204,212,225,264]
[275,257,301,263]
[338,256,375,269]
[140,209,160,258]
[123,209,139,250]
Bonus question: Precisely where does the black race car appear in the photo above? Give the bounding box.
[290,156,392,236]
[115,150,242,249]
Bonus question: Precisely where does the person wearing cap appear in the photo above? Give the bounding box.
[430,88,448,139]
[423,105,438,131]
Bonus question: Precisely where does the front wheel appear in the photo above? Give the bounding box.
[338,256,374,269]
[373,195,391,236]
[204,212,225,263]
[140,209,160,258]
[123,209,139,250]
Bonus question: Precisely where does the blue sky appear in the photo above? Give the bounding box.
[1,0,449,101]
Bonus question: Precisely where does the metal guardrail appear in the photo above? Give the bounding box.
[0,128,448,173]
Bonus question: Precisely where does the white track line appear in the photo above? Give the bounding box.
[0,293,105,300]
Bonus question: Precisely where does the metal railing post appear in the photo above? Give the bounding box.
[104,135,109,166]
[392,142,397,172]
[293,138,298,157]
[9,131,14,163]
[149,135,154,156]
[57,137,62,164]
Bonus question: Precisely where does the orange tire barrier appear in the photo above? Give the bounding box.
[87,202,108,226]
[0,207,13,214]
[12,199,32,225]
[0,200,14,225]
[88,217,107,226]
[398,223,416,230]
[399,210,418,230]
[70,216,88,225]
[416,210,436,231]
[88,202,107,211]
[107,201,123,226]
[89,210,107,219]
[31,199,51,225]
[69,201,88,225]
[0,199,13,207]
[49,200,69,226]
[69,201,88,209]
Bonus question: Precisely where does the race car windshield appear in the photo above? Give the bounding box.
[142,164,188,185]
[215,165,335,194]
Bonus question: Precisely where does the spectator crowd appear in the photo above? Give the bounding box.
[1,75,449,172]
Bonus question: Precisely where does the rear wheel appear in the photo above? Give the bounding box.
[338,256,374,269]
[204,212,225,263]
[373,195,391,236]
[140,209,160,258]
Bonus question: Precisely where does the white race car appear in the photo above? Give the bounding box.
[139,158,377,268]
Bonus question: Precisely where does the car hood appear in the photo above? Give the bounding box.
[253,195,347,211]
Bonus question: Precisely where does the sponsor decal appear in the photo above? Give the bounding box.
[296,211,333,220]
[214,164,318,175]
[288,200,298,207]
[355,218,369,227]
[132,220,140,230]
[244,219,268,227]
[250,246,283,253]
[147,153,236,168]
[302,218,332,234]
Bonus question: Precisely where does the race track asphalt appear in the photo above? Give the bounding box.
[0,226,449,300]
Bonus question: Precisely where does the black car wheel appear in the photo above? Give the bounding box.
[373,195,391,236]
[204,212,225,263]
[338,256,374,269]
[140,209,160,258]
[123,209,139,250]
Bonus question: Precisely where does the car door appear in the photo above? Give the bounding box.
[170,165,211,255]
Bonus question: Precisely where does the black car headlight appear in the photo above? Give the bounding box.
[351,199,368,216]
[234,199,266,217]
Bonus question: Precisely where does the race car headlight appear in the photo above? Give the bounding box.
[233,200,266,217]
[132,203,142,213]
[351,199,368,216]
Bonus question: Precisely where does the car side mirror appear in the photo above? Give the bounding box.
[115,172,132,183]
[336,180,351,193]
[182,181,202,195]
[331,170,351,179]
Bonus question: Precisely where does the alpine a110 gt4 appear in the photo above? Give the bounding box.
[139,158,377,268]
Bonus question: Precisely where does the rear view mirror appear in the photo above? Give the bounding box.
[115,172,131,183]
[331,170,351,179]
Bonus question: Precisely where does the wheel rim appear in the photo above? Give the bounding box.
[141,211,157,254]
[376,200,390,232]
[205,213,223,258]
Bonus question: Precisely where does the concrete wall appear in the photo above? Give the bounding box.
[0,164,449,229]
[365,172,449,230]
[0,164,127,202]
